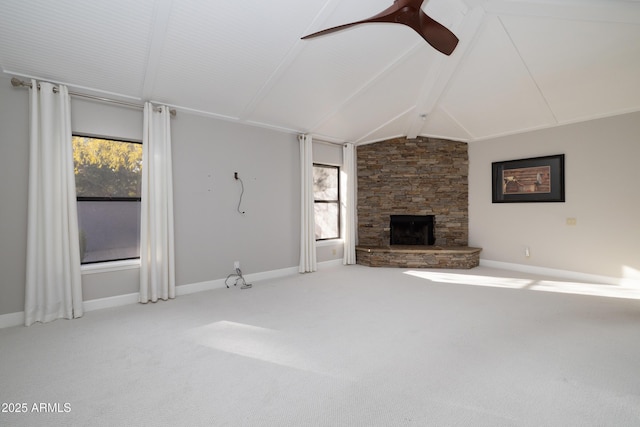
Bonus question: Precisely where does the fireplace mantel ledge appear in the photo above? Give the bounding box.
[356,245,481,254]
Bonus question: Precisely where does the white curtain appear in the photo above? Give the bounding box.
[299,134,317,273]
[342,143,357,265]
[140,103,175,303]
[25,80,83,326]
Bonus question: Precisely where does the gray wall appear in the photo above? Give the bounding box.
[0,75,302,316]
[171,112,300,285]
[469,111,640,281]
[0,76,29,316]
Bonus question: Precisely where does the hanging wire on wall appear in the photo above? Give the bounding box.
[234,172,245,214]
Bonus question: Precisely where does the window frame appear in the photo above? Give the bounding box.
[73,134,143,265]
[313,163,341,241]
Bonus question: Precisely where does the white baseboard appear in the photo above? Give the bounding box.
[0,311,24,329]
[0,293,141,329]
[83,292,140,312]
[318,258,345,269]
[480,259,639,287]
[176,278,228,296]
[176,265,300,296]
[247,265,300,282]
[0,264,326,329]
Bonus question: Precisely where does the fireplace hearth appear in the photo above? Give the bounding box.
[390,215,435,246]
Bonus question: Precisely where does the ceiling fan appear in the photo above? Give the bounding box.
[301,0,459,56]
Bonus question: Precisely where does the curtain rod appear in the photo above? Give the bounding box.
[11,77,176,117]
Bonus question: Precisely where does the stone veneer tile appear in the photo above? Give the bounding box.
[357,136,468,247]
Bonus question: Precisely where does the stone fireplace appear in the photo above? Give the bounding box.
[355,136,480,268]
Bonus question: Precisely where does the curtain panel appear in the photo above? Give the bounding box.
[299,134,317,273]
[25,80,83,326]
[342,143,357,265]
[140,103,176,303]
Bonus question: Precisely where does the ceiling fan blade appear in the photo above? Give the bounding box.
[301,0,459,56]
[301,1,405,40]
[416,10,459,56]
[301,21,372,40]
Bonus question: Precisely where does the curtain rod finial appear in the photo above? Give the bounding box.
[11,77,25,87]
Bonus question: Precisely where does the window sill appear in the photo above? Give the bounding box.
[316,239,344,247]
[81,259,140,275]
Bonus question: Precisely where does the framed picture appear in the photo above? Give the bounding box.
[492,154,565,203]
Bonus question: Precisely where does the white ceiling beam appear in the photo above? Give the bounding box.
[355,106,415,144]
[496,15,558,126]
[404,53,446,139]
[424,105,473,142]
[308,41,424,138]
[405,5,486,139]
[238,0,342,121]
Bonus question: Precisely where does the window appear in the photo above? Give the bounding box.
[73,135,142,264]
[313,164,340,240]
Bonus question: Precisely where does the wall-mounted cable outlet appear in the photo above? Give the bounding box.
[234,261,240,269]
[234,172,238,180]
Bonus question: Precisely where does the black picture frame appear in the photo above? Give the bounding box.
[492,154,565,203]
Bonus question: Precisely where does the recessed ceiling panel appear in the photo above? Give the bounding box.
[439,14,557,139]
[501,15,640,123]
[250,24,418,132]
[0,0,155,97]
[314,45,440,143]
[151,0,327,117]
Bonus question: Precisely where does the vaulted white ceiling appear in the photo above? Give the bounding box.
[1,0,639,144]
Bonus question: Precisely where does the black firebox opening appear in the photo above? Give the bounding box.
[390,215,435,246]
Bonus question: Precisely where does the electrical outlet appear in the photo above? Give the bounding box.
[566,217,577,226]
[234,261,240,269]
[525,246,530,257]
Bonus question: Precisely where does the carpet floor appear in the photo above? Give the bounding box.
[1,264,639,426]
